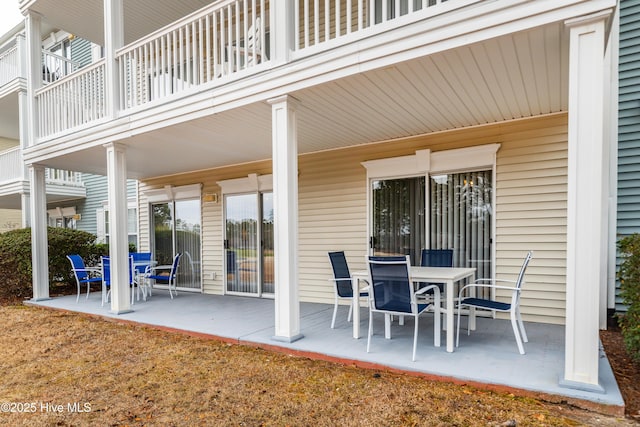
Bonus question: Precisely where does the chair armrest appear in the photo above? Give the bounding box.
[474,278,517,284]
[458,282,520,298]
[73,267,101,277]
[415,284,440,297]
[146,265,172,275]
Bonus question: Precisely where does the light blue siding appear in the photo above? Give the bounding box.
[617,0,640,310]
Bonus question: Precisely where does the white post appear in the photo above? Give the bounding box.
[104,0,123,117]
[105,142,132,314]
[270,0,294,64]
[24,11,41,147]
[562,9,612,393]
[269,95,302,343]
[29,165,49,301]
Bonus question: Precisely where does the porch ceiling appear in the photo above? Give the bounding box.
[40,22,569,180]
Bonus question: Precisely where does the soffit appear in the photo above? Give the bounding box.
[37,22,569,180]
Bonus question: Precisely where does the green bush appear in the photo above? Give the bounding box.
[0,227,101,301]
[617,233,640,363]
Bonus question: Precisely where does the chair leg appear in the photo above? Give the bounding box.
[347,303,353,323]
[86,283,91,300]
[456,303,463,348]
[510,309,526,355]
[516,307,528,343]
[433,293,441,347]
[366,310,374,353]
[76,282,81,303]
[331,297,338,329]
[412,315,419,362]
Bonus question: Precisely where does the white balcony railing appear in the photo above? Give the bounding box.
[0,147,22,183]
[35,59,106,138]
[42,51,82,83]
[117,0,269,110]
[294,0,447,51]
[0,147,84,188]
[33,0,454,139]
[44,168,83,186]
[0,45,20,88]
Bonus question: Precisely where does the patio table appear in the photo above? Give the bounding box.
[351,266,476,353]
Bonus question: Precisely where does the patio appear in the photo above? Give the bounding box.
[28,290,624,413]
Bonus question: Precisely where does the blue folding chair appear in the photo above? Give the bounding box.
[101,255,135,306]
[131,252,153,301]
[67,254,102,303]
[145,253,182,299]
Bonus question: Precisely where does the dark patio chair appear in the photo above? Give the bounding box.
[367,255,441,361]
[328,251,368,329]
[456,251,533,354]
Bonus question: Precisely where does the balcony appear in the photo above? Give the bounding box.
[33,0,463,140]
[0,146,85,209]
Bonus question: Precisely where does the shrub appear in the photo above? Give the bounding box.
[0,227,100,301]
[617,233,640,363]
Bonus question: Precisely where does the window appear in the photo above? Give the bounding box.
[103,207,138,247]
[47,207,77,229]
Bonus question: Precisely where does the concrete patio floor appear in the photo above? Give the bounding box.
[28,289,625,414]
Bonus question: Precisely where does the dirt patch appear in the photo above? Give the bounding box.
[600,325,640,421]
[0,303,637,426]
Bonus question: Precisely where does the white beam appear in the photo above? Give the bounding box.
[29,165,48,301]
[269,95,302,343]
[562,9,612,393]
[106,142,132,314]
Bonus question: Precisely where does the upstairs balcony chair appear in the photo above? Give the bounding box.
[145,253,182,299]
[456,251,533,355]
[67,254,102,303]
[216,16,263,76]
[328,251,369,329]
[367,255,441,361]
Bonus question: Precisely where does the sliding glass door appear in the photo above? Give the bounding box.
[370,170,492,279]
[152,199,201,291]
[429,171,492,279]
[225,192,273,296]
[371,176,425,265]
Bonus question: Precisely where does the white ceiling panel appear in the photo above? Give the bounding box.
[30,22,570,180]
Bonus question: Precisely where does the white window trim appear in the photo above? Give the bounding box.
[217,173,273,195]
[97,198,139,244]
[143,183,202,203]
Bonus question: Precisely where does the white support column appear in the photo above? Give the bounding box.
[104,0,124,117]
[29,165,49,301]
[270,0,294,64]
[24,11,41,148]
[269,95,302,343]
[105,142,132,314]
[562,9,612,393]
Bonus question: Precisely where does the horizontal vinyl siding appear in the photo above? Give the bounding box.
[496,117,567,325]
[136,113,568,324]
[617,0,640,310]
[0,209,22,232]
[75,175,137,237]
